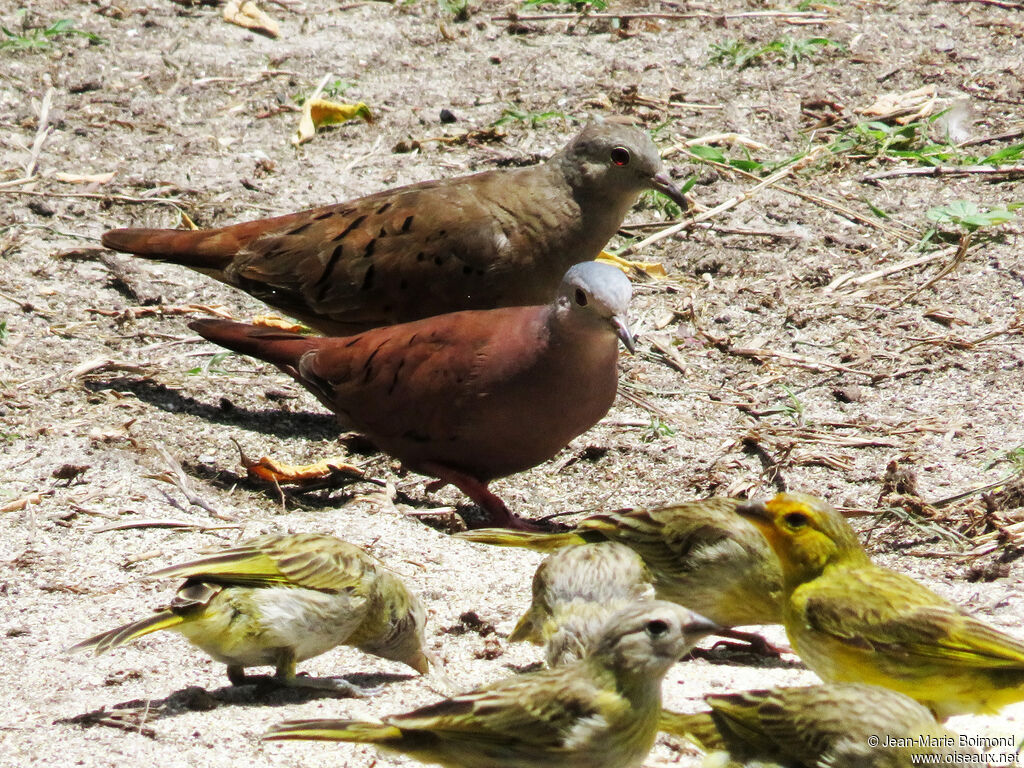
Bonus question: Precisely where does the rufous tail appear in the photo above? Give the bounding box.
[189,319,320,370]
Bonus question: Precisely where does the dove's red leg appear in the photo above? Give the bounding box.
[421,463,538,530]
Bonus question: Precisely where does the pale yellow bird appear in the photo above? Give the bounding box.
[70,533,432,690]
[736,492,1024,718]
[265,600,719,768]
[660,682,975,767]
[458,497,783,628]
[510,541,655,665]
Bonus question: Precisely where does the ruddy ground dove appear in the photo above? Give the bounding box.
[103,120,683,334]
[189,262,635,528]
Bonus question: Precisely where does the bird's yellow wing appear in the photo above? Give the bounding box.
[801,565,1024,668]
[387,666,621,748]
[148,533,373,592]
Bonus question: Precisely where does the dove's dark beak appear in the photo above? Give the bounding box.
[612,315,635,354]
[649,171,687,209]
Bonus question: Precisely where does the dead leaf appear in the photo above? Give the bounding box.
[237,449,364,486]
[293,98,373,146]
[858,85,937,124]
[251,314,309,332]
[223,0,280,38]
[597,250,668,280]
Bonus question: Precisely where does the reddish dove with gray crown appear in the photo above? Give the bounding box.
[103,120,683,335]
[190,261,635,529]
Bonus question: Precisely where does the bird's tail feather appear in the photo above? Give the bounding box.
[67,610,184,655]
[189,319,320,371]
[658,709,722,751]
[101,227,243,272]
[455,529,586,552]
[264,719,402,743]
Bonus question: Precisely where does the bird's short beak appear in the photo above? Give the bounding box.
[684,612,721,639]
[611,315,635,354]
[408,649,432,675]
[735,500,769,522]
[649,171,688,209]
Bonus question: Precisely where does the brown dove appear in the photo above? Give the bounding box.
[189,261,634,528]
[102,120,683,335]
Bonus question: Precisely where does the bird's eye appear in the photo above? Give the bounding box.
[784,512,809,529]
[610,146,631,166]
[574,288,588,306]
[645,619,669,637]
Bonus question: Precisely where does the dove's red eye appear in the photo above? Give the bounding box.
[610,147,631,166]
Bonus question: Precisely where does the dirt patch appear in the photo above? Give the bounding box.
[1,0,1023,766]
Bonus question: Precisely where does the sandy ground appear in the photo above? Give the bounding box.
[1,0,1023,766]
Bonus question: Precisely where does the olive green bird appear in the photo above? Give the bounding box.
[735,492,1024,719]
[510,541,656,665]
[660,683,973,767]
[70,533,432,690]
[457,497,783,628]
[265,600,719,768]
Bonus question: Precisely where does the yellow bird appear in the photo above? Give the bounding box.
[265,601,719,768]
[457,497,783,629]
[70,533,432,690]
[510,541,655,665]
[735,492,1024,719]
[660,683,974,767]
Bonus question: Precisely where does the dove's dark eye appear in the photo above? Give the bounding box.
[784,512,809,529]
[645,619,669,637]
[574,289,588,306]
[610,146,631,166]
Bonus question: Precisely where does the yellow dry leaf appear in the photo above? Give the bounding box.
[223,0,280,39]
[597,250,668,280]
[240,454,363,485]
[251,314,309,333]
[293,98,373,146]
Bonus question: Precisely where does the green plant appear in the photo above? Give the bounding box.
[984,444,1024,472]
[491,108,567,128]
[827,110,1024,169]
[637,189,685,219]
[642,416,676,442]
[293,79,356,106]
[926,200,1021,233]
[186,351,236,376]
[0,15,105,51]
[779,384,805,427]
[709,36,842,69]
[438,0,471,20]
[0,319,7,343]
[686,144,765,174]
[795,0,837,9]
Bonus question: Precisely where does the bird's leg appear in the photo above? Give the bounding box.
[691,628,791,658]
[420,463,538,530]
[273,652,380,697]
[227,665,250,686]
